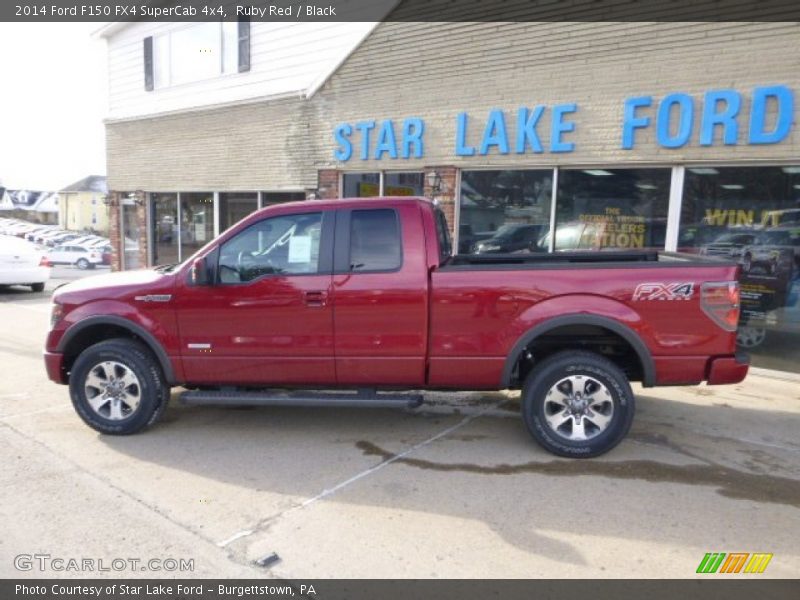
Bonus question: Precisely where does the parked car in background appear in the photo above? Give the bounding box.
[473,223,547,253]
[99,245,112,265]
[699,230,758,259]
[24,226,56,241]
[0,234,50,292]
[741,228,800,275]
[45,232,81,247]
[72,235,107,248]
[47,244,103,269]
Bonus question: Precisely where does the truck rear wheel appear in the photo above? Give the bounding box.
[521,350,634,458]
[69,338,169,435]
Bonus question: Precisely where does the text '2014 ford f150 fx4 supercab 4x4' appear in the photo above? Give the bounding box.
[44,197,748,457]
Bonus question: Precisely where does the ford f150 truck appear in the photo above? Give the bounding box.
[44,197,748,457]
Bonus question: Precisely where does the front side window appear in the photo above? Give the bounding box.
[349,209,402,272]
[218,212,322,283]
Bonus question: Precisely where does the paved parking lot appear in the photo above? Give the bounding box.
[0,272,798,579]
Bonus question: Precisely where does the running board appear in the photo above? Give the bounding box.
[179,389,424,409]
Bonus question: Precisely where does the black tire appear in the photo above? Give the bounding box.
[76,258,89,270]
[522,350,635,458]
[30,282,45,292]
[69,338,170,435]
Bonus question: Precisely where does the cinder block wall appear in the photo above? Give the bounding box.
[310,21,800,170]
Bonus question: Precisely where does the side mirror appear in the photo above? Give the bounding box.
[191,256,211,286]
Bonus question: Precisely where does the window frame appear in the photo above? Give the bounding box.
[214,209,334,286]
[339,170,425,198]
[152,22,240,90]
[333,208,404,275]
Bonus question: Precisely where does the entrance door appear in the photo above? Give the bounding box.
[175,209,336,385]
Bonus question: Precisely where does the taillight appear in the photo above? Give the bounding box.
[701,281,740,331]
[39,255,50,267]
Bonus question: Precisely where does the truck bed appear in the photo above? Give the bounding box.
[443,250,733,270]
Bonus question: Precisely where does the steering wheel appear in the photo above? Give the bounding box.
[236,250,274,279]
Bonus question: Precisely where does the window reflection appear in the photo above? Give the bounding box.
[342,173,380,198]
[151,193,178,266]
[553,169,669,251]
[459,170,552,254]
[679,166,800,373]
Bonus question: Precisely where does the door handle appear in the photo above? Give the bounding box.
[303,290,327,307]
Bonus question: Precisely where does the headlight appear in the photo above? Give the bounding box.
[50,302,64,328]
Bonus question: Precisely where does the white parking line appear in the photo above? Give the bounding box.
[216,529,255,548]
[215,400,504,548]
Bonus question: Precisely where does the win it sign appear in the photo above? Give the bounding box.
[697,553,773,574]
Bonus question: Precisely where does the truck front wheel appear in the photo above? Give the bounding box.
[69,338,170,435]
[521,350,635,458]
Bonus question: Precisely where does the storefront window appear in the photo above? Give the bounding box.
[180,193,214,258]
[679,166,800,373]
[459,170,552,254]
[342,173,380,197]
[151,193,178,266]
[219,192,258,232]
[384,172,424,196]
[121,195,140,269]
[262,191,306,206]
[553,169,670,251]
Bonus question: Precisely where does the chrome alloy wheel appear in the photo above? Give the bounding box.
[543,375,614,441]
[84,361,142,420]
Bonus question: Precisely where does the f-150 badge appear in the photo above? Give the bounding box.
[632,282,694,301]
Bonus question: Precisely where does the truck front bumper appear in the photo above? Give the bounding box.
[706,352,749,385]
[44,351,67,384]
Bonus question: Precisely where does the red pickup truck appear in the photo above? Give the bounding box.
[44,197,748,457]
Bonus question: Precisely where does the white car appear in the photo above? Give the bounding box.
[0,234,50,292]
[47,244,103,269]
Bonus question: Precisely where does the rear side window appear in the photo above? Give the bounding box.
[435,208,452,260]
[349,209,402,272]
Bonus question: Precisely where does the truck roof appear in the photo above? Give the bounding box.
[267,196,435,212]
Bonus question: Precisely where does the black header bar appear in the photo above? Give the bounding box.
[4,0,800,23]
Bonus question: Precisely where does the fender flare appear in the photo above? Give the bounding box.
[501,314,655,388]
[56,315,176,384]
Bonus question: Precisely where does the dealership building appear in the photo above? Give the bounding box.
[99,15,800,374]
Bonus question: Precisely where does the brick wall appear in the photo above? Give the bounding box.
[108,192,122,271]
[316,170,340,199]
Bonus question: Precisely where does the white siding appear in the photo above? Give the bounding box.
[104,20,378,120]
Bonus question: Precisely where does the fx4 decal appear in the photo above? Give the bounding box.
[632,282,695,301]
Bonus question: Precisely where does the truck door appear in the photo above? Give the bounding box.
[332,205,428,385]
[174,209,336,385]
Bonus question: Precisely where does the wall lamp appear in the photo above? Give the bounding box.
[426,170,442,195]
